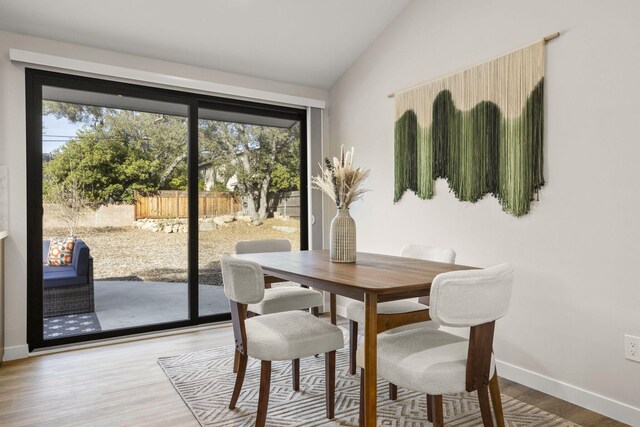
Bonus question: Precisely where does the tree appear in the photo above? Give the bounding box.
[43,104,188,204]
[199,121,300,224]
[45,177,94,236]
[44,101,107,127]
[44,101,301,224]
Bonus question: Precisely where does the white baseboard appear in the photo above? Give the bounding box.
[496,360,640,426]
[3,344,29,362]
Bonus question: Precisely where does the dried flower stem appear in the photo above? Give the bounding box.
[312,145,370,209]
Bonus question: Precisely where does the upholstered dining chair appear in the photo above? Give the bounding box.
[345,244,456,376]
[357,263,514,427]
[235,239,324,317]
[221,254,344,427]
[233,239,324,382]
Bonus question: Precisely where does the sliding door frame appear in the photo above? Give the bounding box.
[26,69,308,351]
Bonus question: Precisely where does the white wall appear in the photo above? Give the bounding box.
[0,30,328,360]
[328,0,640,423]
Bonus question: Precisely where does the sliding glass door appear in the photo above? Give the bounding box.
[40,86,191,340]
[197,105,306,316]
[26,70,307,350]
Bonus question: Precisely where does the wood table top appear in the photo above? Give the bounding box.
[235,250,476,301]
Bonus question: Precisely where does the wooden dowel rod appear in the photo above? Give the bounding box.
[387,31,560,99]
[543,32,560,43]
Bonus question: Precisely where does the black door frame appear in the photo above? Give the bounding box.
[26,69,308,351]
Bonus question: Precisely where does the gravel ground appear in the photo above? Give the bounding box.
[44,218,300,285]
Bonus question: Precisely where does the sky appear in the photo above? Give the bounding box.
[42,115,82,154]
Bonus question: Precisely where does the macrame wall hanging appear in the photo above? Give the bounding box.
[392,33,558,216]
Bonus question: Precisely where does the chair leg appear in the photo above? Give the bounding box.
[426,394,433,422]
[256,360,272,427]
[325,350,336,419]
[232,348,240,373]
[388,383,397,400]
[292,358,300,391]
[229,352,247,409]
[478,386,495,427]
[489,373,505,427]
[311,307,320,358]
[432,395,444,427]
[349,320,358,375]
[359,368,365,427]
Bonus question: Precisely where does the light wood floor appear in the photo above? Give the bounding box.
[0,320,627,427]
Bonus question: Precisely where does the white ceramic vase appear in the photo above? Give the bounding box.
[330,207,356,263]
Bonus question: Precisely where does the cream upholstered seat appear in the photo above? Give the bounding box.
[221,254,343,426]
[346,299,426,324]
[246,310,343,361]
[357,263,514,426]
[248,286,323,315]
[356,328,495,395]
[235,239,323,316]
[345,244,456,375]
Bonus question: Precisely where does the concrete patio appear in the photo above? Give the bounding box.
[94,280,229,330]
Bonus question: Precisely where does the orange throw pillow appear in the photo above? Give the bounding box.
[46,238,76,266]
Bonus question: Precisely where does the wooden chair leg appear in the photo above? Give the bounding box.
[229,353,247,409]
[292,359,300,391]
[349,320,358,375]
[489,373,505,427]
[325,351,336,419]
[256,360,272,427]
[359,368,365,427]
[426,394,433,422]
[432,395,444,427]
[478,386,495,427]
[311,306,320,358]
[388,383,397,400]
[233,348,240,373]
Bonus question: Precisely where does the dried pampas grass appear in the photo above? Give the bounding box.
[312,145,370,209]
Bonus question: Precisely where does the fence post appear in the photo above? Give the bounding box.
[134,191,139,220]
[202,193,206,217]
[175,190,179,218]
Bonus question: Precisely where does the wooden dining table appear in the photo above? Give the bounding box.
[235,249,475,426]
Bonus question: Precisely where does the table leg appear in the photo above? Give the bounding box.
[364,293,377,426]
[330,293,337,325]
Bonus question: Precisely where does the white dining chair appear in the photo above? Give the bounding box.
[233,239,325,384]
[221,254,344,427]
[356,263,514,427]
[345,244,456,376]
[235,239,324,317]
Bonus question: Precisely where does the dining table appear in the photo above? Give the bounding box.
[235,249,476,426]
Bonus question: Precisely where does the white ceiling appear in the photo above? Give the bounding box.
[0,0,410,89]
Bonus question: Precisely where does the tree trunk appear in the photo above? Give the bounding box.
[243,192,259,223]
[159,152,187,187]
[253,136,277,224]
[256,174,271,224]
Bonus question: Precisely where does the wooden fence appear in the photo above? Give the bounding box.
[134,191,240,219]
[275,191,300,218]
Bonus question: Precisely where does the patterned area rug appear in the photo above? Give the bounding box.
[158,329,578,427]
[43,312,102,339]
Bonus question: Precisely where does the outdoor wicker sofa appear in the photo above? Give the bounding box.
[42,239,94,317]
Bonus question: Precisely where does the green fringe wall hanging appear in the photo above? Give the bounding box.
[393,40,545,216]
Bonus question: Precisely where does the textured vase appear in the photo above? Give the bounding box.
[330,207,356,263]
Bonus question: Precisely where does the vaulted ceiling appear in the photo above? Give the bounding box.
[0,0,410,89]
